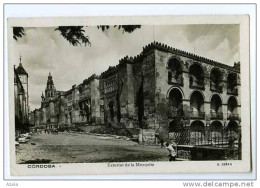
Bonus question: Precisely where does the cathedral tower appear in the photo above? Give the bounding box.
[45,72,57,101]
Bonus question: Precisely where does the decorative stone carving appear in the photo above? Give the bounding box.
[221,70,228,81]
[159,54,165,62]
[202,64,212,77]
[185,60,192,69]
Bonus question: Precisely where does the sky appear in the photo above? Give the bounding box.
[12,25,240,110]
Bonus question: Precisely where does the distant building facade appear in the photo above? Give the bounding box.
[14,58,29,132]
[33,42,241,145]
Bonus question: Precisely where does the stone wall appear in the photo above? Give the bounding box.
[90,78,101,124]
[32,42,241,145]
[133,51,156,129]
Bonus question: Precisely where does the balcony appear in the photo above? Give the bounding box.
[210,83,223,93]
[227,113,239,120]
[189,80,205,90]
[190,111,205,119]
[168,75,184,86]
[227,88,238,95]
[210,112,223,120]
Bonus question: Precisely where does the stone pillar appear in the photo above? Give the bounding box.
[204,102,211,121]
[222,104,228,122]
[222,70,228,121]
[182,72,190,100]
[182,100,190,108]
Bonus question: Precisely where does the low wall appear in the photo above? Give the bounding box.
[176,145,228,160]
[78,125,103,133]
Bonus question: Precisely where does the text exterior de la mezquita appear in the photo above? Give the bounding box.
[30,42,241,145]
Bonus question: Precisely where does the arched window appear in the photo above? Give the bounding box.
[210,68,222,92]
[227,73,238,95]
[168,58,183,85]
[168,88,183,117]
[227,96,239,120]
[209,121,223,143]
[190,91,205,119]
[210,94,223,119]
[189,63,205,89]
[190,121,205,145]
[226,120,239,140]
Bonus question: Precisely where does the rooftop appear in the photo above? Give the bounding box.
[16,63,28,76]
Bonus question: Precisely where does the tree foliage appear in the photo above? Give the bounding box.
[13,27,25,41]
[54,26,91,46]
[97,25,141,33]
[13,25,141,46]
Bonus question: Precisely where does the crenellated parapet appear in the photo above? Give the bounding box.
[83,74,99,84]
[100,66,118,78]
[139,41,240,73]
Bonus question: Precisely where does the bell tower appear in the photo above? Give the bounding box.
[15,55,29,116]
[45,72,56,101]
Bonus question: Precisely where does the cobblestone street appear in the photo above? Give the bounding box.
[16,132,169,164]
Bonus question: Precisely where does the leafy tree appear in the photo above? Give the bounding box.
[13,25,141,46]
[54,26,91,46]
[13,27,25,40]
[97,25,141,33]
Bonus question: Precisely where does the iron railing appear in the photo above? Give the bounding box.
[210,83,223,93]
[227,113,239,120]
[190,81,205,90]
[190,111,205,119]
[168,75,184,86]
[210,112,223,120]
[169,126,241,148]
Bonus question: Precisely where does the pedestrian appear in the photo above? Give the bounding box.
[160,137,165,148]
[166,142,177,161]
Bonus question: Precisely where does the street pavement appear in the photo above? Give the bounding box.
[16,132,169,164]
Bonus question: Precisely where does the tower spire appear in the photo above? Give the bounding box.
[19,54,22,65]
[45,72,56,100]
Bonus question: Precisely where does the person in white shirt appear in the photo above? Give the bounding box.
[166,142,177,161]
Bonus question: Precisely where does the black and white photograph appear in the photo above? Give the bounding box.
[7,15,251,175]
